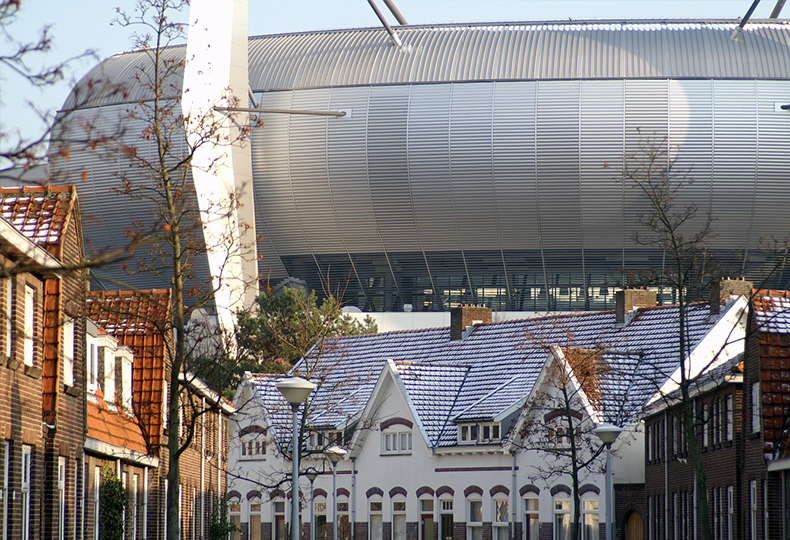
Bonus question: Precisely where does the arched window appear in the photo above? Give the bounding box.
[392,496,407,540]
[239,426,267,460]
[420,495,435,540]
[492,493,509,540]
[439,494,454,540]
[553,493,570,540]
[369,497,383,540]
[228,495,242,540]
[381,421,412,454]
[581,494,599,540]
[523,495,539,540]
[314,494,327,540]
[337,493,351,540]
[249,495,262,540]
[467,495,483,540]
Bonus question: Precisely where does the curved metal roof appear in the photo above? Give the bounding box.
[66,20,790,109]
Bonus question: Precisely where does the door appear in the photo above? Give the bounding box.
[625,511,643,540]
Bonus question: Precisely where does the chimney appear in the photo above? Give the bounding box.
[616,289,657,324]
[710,277,753,315]
[450,305,492,340]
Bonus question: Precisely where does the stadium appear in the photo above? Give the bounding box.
[53,18,790,313]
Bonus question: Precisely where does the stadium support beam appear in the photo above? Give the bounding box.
[367,0,403,47]
[182,0,259,341]
[383,0,408,25]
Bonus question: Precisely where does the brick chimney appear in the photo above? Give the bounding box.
[450,305,492,340]
[710,278,753,315]
[615,289,657,324]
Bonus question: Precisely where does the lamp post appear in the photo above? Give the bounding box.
[325,445,348,540]
[305,468,320,540]
[277,377,317,540]
[593,424,622,540]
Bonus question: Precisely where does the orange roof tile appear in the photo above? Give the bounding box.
[86,289,172,453]
[87,398,149,456]
[0,185,76,254]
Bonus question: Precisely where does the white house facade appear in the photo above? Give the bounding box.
[229,290,748,540]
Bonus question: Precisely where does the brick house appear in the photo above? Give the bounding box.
[743,290,790,540]
[87,289,233,540]
[229,293,747,540]
[0,186,87,540]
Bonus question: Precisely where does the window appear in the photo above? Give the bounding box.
[727,486,734,540]
[554,497,570,540]
[467,498,483,540]
[493,497,508,540]
[369,500,383,540]
[582,498,599,540]
[4,278,13,359]
[338,497,351,540]
[104,347,116,404]
[22,445,32,540]
[749,480,757,540]
[702,403,709,448]
[240,432,267,460]
[63,316,74,387]
[480,423,501,443]
[725,395,734,442]
[93,465,101,540]
[23,284,34,367]
[58,456,67,540]
[250,499,262,540]
[763,481,768,540]
[274,500,287,540]
[308,430,343,450]
[382,428,412,455]
[2,441,9,540]
[421,498,435,540]
[712,488,718,540]
[523,497,539,540]
[459,424,479,444]
[673,493,679,540]
[751,383,761,433]
[121,354,133,411]
[122,472,128,537]
[439,499,454,540]
[132,474,139,540]
[315,497,327,540]
[393,500,407,540]
[671,416,677,457]
[229,498,241,540]
[87,335,98,392]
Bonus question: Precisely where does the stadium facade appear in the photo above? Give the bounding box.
[52,17,790,312]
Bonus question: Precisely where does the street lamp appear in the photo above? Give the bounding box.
[305,468,320,540]
[277,377,317,540]
[325,445,348,540]
[593,424,622,540]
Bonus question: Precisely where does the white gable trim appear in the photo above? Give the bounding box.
[647,296,748,406]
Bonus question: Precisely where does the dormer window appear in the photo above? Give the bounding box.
[458,422,500,444]
[307,429,342,450]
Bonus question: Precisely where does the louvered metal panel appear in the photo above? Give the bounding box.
[53,21,790,310]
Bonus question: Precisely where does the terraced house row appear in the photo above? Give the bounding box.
[229,289,790,540]
[0,186,233,540]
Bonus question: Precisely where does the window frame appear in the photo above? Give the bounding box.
[420,497,435,540]
[22,444,32,540]
[63,316,75,387]
[467,496,483,540]
[492,494,509,540]
[439,497,454,540]
[553,495,571,540]
[751,383,761,433]
[23,284,35,367]
[581,495,599,540]
[523,496,539,540]
[725,395,734,442]
[369,498,383,540]
[393,498,407,540]
[381,426,412,455]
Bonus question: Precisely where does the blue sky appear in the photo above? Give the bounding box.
[1,0,786,145]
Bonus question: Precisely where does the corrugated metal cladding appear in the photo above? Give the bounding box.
[53,21,790,311]
[70,21,790,106]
